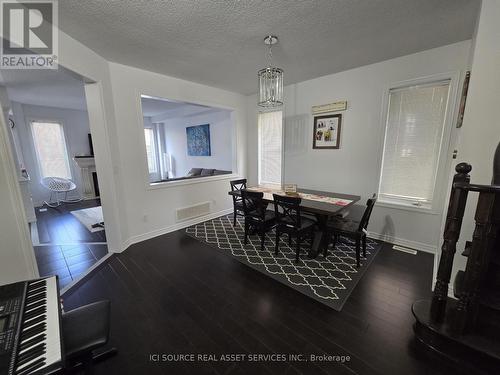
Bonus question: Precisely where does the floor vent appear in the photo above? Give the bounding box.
[392,245,418,255]
[176,201,211,222]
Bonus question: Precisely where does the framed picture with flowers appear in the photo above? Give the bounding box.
[313,114,341,149]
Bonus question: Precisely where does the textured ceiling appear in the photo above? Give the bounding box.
[59,0,479,94]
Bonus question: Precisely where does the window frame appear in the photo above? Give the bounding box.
[376,72,460,214]
[143,126,160,180]
[258,109,284,187]
[137,92,240,190]
[29,118,73,181]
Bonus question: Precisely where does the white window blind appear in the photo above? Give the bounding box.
[144,128,158,174]
[258,111,282,186]
[379,80,450,207]
[31,121,72,179]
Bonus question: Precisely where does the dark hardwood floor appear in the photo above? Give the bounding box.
[62,229,456,375]
[35,199,106,245]
[35,244,108,288]
[33,199,108,288]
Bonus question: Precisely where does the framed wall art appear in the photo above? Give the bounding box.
[456,71,470,128]
[313,114,342,149]
[186,124,211,156]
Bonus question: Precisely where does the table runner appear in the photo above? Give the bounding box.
[247,186,353,206]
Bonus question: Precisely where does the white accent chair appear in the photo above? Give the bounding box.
[41,177,79,207]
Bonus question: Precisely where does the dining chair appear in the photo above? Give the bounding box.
[230,179,247,226]
[273,194,316,263]
[241,190,276,251]
[325,194,377,267]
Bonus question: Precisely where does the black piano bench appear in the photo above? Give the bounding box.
[62,300,117,374]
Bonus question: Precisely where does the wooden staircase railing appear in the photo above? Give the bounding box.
[452,182,500,334]
[430,163,471,323]
[413,162,500,373]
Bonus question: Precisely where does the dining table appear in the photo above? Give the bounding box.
[228,186,361,258]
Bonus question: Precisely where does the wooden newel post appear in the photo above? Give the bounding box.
[430,163,471,323]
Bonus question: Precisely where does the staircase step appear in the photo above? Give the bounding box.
[480,290,500,311]
[476,301,500,340]
[413,298,500,374]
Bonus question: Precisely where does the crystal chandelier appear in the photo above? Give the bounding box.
[258,35,284,108]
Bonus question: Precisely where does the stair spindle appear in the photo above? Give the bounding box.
[430,163,471,323]
[453,191,500,334]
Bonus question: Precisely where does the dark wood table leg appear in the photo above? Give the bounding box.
[308,214,329,258]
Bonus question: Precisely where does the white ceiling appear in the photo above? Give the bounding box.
[58,0,480,94]
[0,67,87,110]
[141,96,212,118]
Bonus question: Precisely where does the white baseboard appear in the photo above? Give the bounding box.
[121,208,234,252]
[368,232,437,254]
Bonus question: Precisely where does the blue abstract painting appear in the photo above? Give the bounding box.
[186,124,211,156]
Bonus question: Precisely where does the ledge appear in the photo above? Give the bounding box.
[375,200,440,215]
[147,173,241,190]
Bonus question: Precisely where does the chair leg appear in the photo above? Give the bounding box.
[323,232,328,258]
[355,238,360,268]
[332,234,338,249]
[68,348,117,374]
[275,230,280,255]
[233,211,237,226]
[362,235,367,257]
[295,236,301,263]
[260,226,265,251]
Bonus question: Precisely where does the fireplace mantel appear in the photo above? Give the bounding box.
[73,156,98,198]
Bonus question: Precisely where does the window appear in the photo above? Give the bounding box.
[141,95,235,185]
[378,80,451,208]
[258,111,283,186]
[144,128,158,175]
[31,121,72,179]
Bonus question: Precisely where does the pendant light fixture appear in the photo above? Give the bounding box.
[258,35,284,108]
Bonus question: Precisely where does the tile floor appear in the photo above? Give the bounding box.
[34,244,108,289]
[32,199,108,289]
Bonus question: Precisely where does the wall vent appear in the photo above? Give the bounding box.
[176,201,211,222]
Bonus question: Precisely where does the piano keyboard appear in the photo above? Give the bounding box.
[0,277,63,375]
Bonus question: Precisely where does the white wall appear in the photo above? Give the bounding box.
[0,29,127,285]
[161,110,233,177]
[247,41,471,253]
[108,62,246,245]
[444,0,500,292]
[1,29,248,286]
[56,31,127,258]
[0,98,37,284]
[10,102,92,206]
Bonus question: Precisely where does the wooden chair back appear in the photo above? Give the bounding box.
[230,179,247,205]
[273,194,302,229]
[241,190,265,220]
[357,194,377,232]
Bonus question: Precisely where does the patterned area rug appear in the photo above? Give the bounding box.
[186,215,380,311]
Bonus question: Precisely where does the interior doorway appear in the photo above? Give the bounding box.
[0,67,109,289]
